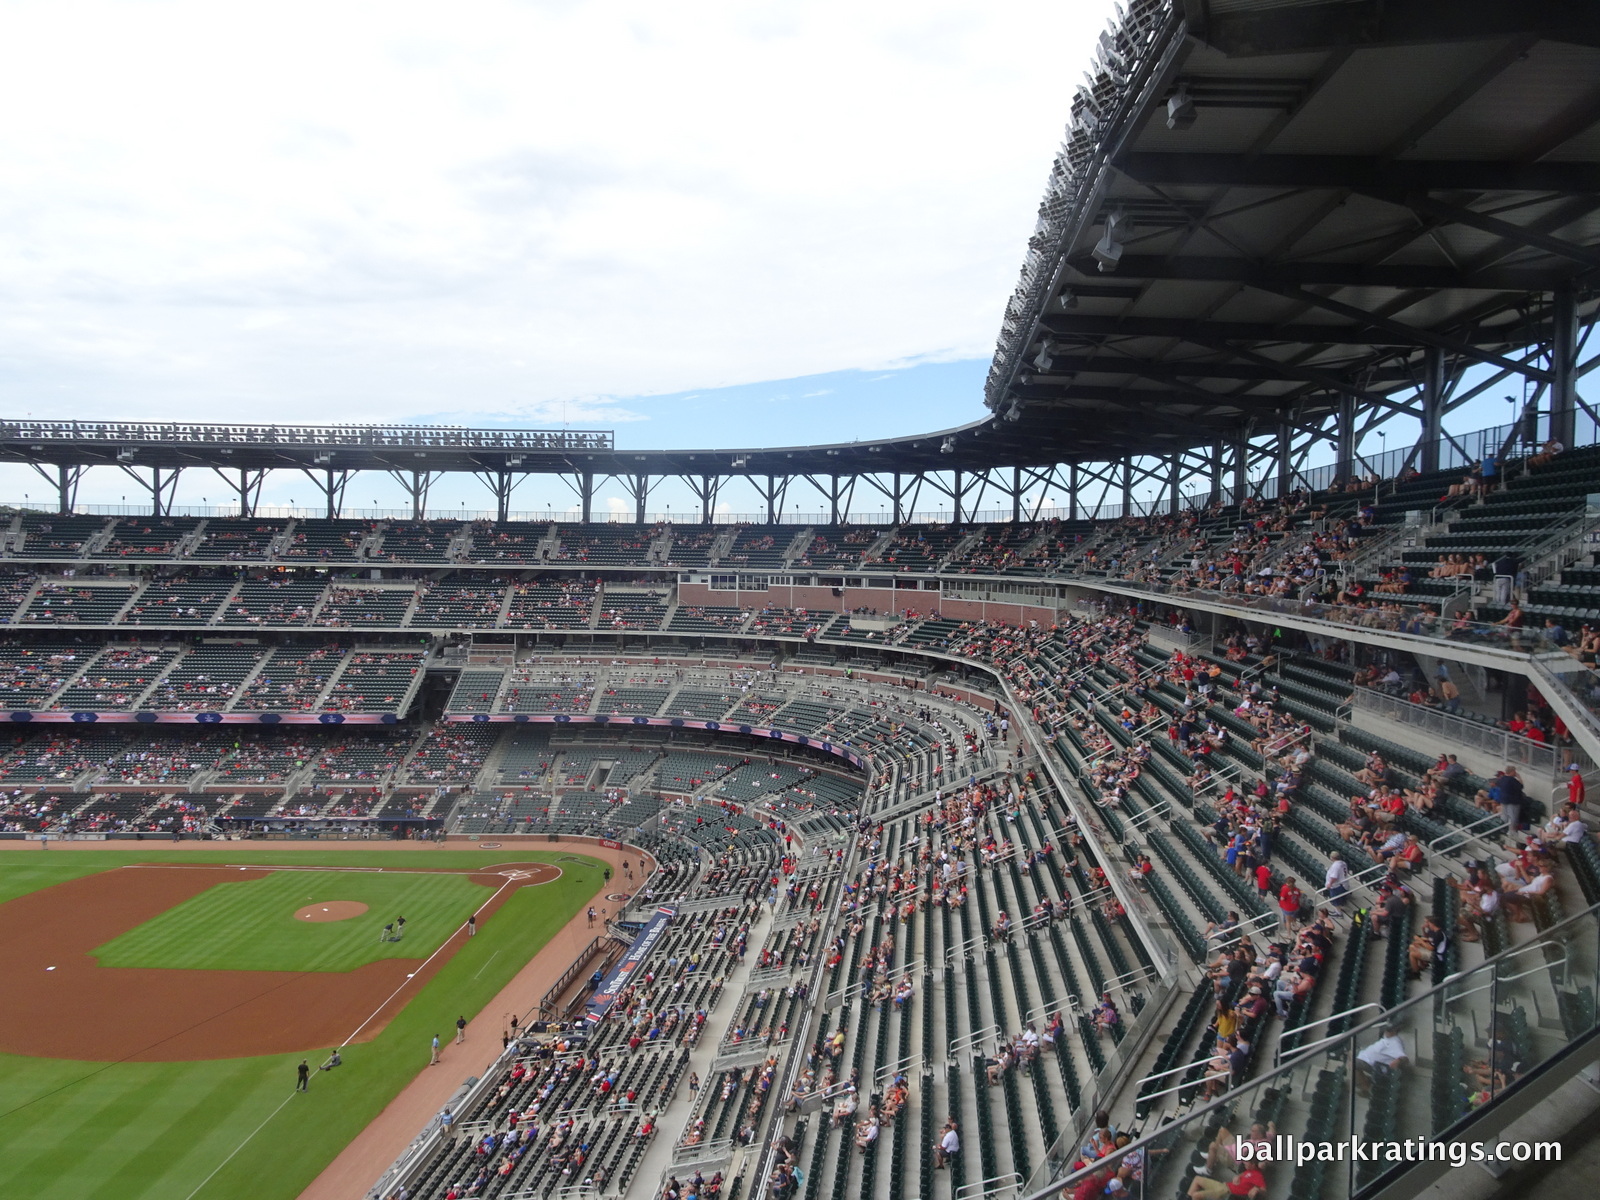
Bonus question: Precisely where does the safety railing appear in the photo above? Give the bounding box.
[1019,893,1600,1200]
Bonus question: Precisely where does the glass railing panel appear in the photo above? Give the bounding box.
[1026,900,1600,1200]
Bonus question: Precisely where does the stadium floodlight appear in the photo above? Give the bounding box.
[1057,289,1078,310]
[506,455,524,467]
[1166,85,1196,130]
[1032,339,1055,372]
[940,437,956,455]
[116,448,137,462]
[731,455,749,468]
[313,452,333,465]
[1004,401,1024,423]
[1093,211,1128,272]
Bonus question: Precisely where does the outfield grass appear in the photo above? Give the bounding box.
[0,847,606,1200]
[95,868,491,972]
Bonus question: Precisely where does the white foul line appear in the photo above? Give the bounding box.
[339,876,515,1047]
[181,1090,297,1200]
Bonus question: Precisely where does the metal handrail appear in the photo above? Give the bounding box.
[1273,1003,1385,1066]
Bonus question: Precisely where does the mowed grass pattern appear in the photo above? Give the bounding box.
[0,848,606,1200]
[94,869,492,972]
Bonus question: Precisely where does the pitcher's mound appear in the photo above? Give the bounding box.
[295,902,369,923]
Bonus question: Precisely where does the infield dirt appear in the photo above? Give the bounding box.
[0,861,560,1061]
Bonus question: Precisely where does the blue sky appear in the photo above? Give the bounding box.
[0,0,1125,514]
[0,0,1584,519]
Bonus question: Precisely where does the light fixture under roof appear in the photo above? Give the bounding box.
[1093,211,1128,272]
[1166,85,1196,130]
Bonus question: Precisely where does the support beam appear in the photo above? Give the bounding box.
[212,467,265,518]
[29,462,84,515]
[1012,466,1023,523]
[1069,464,1079,521]
[385,470,439,521]
[1398,194,1600,274]
[1276,423,1292,499]
[118,465,183,517]
[631,473,653,525]
[1111,152,1600,195]
[1419,347,1445,473]
[1552,284,1579,449]
[579,471,593,524]
[1065,253,1558,293]
[1260,284,1555,382]
[299,467,349,520]
[1335,395,1356,485]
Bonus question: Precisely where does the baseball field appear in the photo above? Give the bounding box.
[0,844,615,1200]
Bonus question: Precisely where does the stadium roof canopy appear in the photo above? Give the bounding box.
[4,0,1599,494]
[984,0,1600,464]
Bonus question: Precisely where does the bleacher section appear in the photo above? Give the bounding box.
[504,580,595,630]
[553,523,656,567]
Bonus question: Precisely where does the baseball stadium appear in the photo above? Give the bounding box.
[3,4,1600,1200]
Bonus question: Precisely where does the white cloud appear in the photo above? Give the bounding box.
[0,0,1120,430]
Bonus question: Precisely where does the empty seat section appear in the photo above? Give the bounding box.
[662,526,718,568]
[19,583,136,624]
[314,586,414,627]
[374,521,457,563]
[219,578,327,626]
[597,590,669,630]
[794,526,876,568]
[101,517,200,558]
[279,519,372,563]
[504,581,595,629]
[552,523,656,566]
[669,605,744,633]
[50,646,180,710]
[191,518,287,561]
[123,576,233,625]
[18,514,109,559]
[409,582,506,627]
[234,645,344,711]
[148,644,266,711]
[722,527,797,568]
[321,651,423,713]
[460,521,550,564]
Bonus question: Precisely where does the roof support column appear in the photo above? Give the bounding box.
[1335,395,1356,486]
[829,475,840,526]
[495,472,512,523]
[892,473,903,525]
[1552,282,1579,450]
[1232,439,1248,507]
[632,474,649,524]
[1209,442,1224,507]
[1120,458,1132,517]
[299,467,347,519]
[579,471,593,524]
[1069,464,1079,522]
[754,474,790,525]
[1168,454,1180,515]
[1420,347,1445,474]
[30,463,83,515]
[952,470,964,525]
[691,474,719,523]
[1012,467,1022,523]
[1276,423,1292,499]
